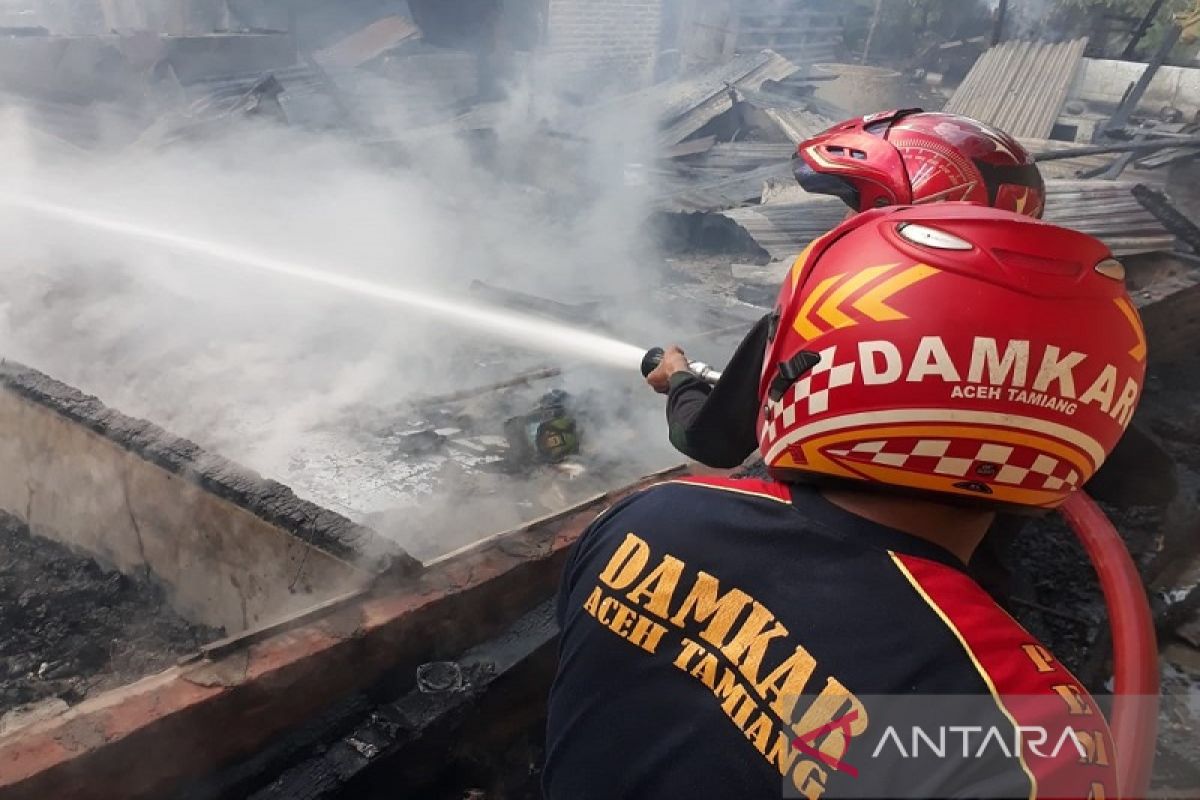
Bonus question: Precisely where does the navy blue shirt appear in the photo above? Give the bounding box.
[544,478,1115,800]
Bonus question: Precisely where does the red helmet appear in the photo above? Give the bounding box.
[794,109,1046,218]
[758,203,1145,510]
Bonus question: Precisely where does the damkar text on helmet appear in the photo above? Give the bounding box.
[856,335,1139,424]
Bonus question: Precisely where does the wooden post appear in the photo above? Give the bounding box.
[1122,0,1170,60]
[993,0,1009,46]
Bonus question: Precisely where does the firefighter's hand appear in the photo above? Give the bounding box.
[646,346,690,394]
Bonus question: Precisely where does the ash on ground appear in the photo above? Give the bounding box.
[0,512,223,722]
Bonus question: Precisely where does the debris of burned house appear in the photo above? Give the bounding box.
[1041,179,1180,256]
[503,390,581,468]
[1133,183,1200,254]
[645,48,806,149]
[649,36,1200,292]
[0,511,222,718]
[135,73,288,146]
[2,5,1200,798]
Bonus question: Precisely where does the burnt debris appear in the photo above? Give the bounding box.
[0,511,221,718]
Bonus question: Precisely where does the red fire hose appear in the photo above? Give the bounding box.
[1060,492,1159,799]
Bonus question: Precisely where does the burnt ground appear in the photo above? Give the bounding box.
[0,511,223,720]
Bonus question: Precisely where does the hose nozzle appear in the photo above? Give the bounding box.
[641,347,723,386]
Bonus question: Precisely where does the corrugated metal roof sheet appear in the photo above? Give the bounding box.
[678,141,796,170]
[759,106,835,143]
[656,141,798,212]
[1042,180,1177,255]
[654,49,800,147]
[716,196,847,259]
[726,83,838,143]
[945,38,1089,139]
[656,161,796,213]
[711,179,1176,261]
[656,50,795,120]
[180,49,479,135]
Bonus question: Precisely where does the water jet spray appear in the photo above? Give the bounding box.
[2,194,730,397]
[0,194,648,373]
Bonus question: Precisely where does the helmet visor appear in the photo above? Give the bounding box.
[793,157,862,211]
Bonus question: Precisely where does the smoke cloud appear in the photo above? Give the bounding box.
[0,54,723,558]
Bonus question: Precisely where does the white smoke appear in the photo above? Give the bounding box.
[0,50,715,558]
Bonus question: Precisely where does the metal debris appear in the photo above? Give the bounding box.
[1029,136,1200,163]
[416,662,466,694]
[657,142,812,213]
[715,196,848,261]
[945,38,1089,139]
[1021,137,1171,185]
[1137,124,1200,169]
[708,180,1178,261]
[676,141,795,171]
[665,136,717,159]
[656,160,796,213]
[731,83,839,143]
[757,105,836,144]
[649,49,801,148]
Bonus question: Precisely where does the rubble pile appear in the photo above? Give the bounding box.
[0,511,221,721]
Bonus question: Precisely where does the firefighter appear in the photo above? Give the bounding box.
[647,109,1046,469]
[545,204,1140,799]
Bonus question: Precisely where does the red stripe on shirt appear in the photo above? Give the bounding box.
[893,553,1118,800]
[666,476,793,503]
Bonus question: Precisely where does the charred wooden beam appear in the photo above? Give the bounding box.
[1032,136,1200,162]
[246,601,557,799]
[1122,0,1171,60]
[1133,184,1200,253]
[1098,23,1184,139]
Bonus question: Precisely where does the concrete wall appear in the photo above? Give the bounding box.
[0,363,415,633]
[1071,57,1200,114]
[543,0,663,89]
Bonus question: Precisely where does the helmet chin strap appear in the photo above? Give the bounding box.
[768,351,822,403]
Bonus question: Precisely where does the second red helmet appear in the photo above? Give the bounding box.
[794,109,1045,218]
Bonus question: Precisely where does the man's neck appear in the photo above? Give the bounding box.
[819,488,995,564]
